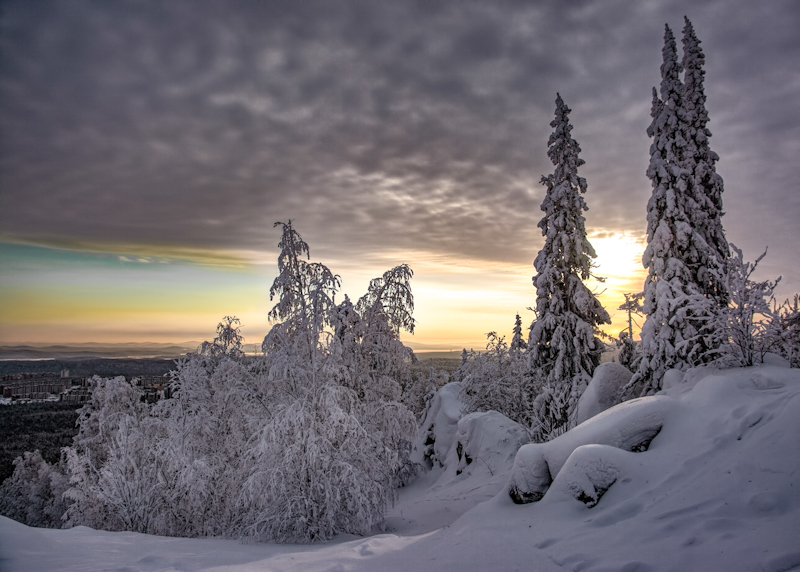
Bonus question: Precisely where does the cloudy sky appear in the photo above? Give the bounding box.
[1,0,798,350]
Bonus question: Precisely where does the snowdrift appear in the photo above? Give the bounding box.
[2,365,799,572]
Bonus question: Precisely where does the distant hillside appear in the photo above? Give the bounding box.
[0,342,201,360]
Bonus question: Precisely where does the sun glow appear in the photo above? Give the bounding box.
[590,232,648,338]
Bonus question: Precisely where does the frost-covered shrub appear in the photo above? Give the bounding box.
[708,245,781,368]
[240,382,402,542]
[62,376,157,532]
[0,449,68,528]
[770,296,800,368]
[459,333,541,429]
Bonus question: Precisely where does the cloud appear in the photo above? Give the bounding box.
[0,0,798,294]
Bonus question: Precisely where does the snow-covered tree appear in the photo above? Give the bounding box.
[510,313,527,354]
[460,331,541,429]
[62,376,157,532]
[632,23,728,395]
[617,293,643,370]
[263,220,341,356]
[528,94,610,435]
[251,224,417,541]
[770,295,800,367]
[240,380,401,542]
[681,17,729,305]
[0,449,69,528]
[709,245,780,367]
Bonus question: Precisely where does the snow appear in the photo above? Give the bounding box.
[575,362,633,424]
[410,381,464,468]
[2,365,799,571]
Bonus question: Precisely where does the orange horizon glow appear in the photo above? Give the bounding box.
[1,234,647,350]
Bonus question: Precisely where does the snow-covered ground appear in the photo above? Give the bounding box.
[2,364,799,572]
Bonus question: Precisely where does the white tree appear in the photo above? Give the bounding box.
[263,220,341,357]
[710,245,780,367]
[682,17,729,306]
[240,380,400,542]
[632,23,726,396]
[62,376,155,532]
[354,264,416,402]
[770,296,800,367]
[460,331,541,429]
[0,449,69,528]
[529,94,610,436]
[247,224,416,541]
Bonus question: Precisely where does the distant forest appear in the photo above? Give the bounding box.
[0,402,79,482]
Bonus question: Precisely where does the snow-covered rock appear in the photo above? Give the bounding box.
[575,361,633,424]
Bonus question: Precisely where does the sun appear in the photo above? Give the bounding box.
[590,233,648,339]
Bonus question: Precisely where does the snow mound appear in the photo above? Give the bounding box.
[442,410,529,482]
[575,361,634,424]
[509,394,672,503]
[409,382,464,468]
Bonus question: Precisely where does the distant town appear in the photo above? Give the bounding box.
[0,370,171,404]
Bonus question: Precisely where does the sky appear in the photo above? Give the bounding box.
[1,0,799,350]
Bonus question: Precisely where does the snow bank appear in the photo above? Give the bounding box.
[3,365,799,572]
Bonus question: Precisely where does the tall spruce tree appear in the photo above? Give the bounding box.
[529,94,610,437]
[681,17,729,305]
[633,23,727,395]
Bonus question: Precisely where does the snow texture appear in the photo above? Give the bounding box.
[509,394,671,504]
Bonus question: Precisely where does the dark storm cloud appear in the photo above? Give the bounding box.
[0,0,798,286]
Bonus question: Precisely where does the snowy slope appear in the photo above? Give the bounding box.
[2,365,799,572]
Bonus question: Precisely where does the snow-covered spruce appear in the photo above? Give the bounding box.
[633,21,729,395]
[528,94,610,439]
[681,16,729,305]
